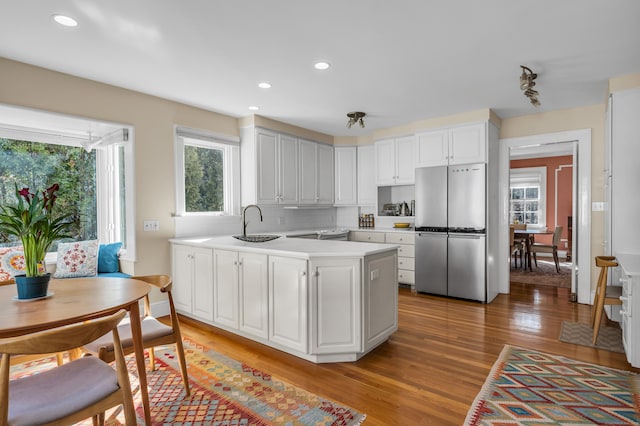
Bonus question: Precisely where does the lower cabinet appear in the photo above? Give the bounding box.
[213,249,269,339]
[172,244,214,322]
[269,256,308,352]
[310,258,361,354]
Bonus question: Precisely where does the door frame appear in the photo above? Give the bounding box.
[498,129,591,304]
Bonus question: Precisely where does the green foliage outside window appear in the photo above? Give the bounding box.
[184,144,224,212]
[0,138,97,249]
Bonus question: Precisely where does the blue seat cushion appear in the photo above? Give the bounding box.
[97,272,131,278]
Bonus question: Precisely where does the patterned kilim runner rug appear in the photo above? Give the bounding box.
[9,339,366,425]
[465,345,639,425]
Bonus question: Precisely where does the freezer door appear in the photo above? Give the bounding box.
[415,166,447,228]
[448,234,486,302]
[448,163,485,230]
[415,232,448,296]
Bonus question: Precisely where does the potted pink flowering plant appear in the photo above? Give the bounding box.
[0,184,74,299]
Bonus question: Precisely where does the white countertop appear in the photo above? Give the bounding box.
[169,235,398,259]
[616,253,640,276]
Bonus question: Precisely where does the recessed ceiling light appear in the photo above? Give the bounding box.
[248,106,260,111]
[314,61,331,70]
[258,82,272,89]
[52,14,78,27]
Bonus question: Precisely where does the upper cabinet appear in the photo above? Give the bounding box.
[357,145,376,205]
[334,146,358,206]
[299,139,334,205]
[375,135,415,185]
[416,122,487,167]
[241,127,333,206]
[241,128,298,206]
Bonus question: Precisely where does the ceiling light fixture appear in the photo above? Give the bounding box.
[248,106,260,111]
[346,111,366,128]
[258,82,271,89]
[314,61,331,70]
[520,65,541,107]
[52,14,78,27]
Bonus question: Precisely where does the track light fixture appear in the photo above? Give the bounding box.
[520,66,541,107]
[346,111,366,128]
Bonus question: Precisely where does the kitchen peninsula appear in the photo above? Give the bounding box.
[170,235,398,363]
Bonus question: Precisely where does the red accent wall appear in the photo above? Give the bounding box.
[510,155,573,247]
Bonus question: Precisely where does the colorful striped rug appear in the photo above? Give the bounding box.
[10,339,366,425]
[465,345,639,425]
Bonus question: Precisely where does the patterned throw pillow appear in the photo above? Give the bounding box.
[53,240,99,278]
[0,246,24,280]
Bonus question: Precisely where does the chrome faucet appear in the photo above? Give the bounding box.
[242,204,263,237]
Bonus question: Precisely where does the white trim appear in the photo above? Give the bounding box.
[499,129,591,304]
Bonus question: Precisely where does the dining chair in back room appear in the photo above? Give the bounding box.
[530,226,563,273]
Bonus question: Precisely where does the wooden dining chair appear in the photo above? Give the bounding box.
[82,274,191,396]
[509,227,524,268]
[591,256,622,344]
[0,309,136,426]
[530,226,563,273]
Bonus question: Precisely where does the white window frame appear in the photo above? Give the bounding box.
[174,126,240,217]
[0,119,136,262]
[509,166,547,228]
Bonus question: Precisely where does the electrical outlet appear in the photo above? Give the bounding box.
[592,202,605,212]
[143,220,159,231]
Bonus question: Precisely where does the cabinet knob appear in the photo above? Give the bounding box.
[301,271,306,276]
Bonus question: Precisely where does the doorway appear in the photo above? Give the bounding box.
[498,129,592,304]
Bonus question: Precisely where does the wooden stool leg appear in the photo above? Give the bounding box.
[592,265,609,345]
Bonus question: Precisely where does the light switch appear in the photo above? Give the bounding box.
[143,220,159,231]
[592,202,605,212]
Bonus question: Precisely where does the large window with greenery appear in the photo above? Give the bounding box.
[0,138,97,248]
[175,128,239,216]
[509,166,546,226]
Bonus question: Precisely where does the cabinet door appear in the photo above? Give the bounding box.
[363,253,398,351]
[449,123,486,165]
[317,143,334,204]
[298,139,317,204]
[357,145,376,205]
[171,244,193,314]
[269,256,308,352]
[256,130,279,204]
[395,136,416,184]
[238,252,269,339]
[213,249,239,329]
[310,258,361,354]
[192,247,214,321]
[279,134,299,204]
[416,129,449,167]
[375,139,397,185]
[334,147,357,205]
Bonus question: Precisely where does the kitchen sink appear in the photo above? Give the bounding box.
[233,234,280,243]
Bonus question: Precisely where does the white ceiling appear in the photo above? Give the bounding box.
[1,1,639,137]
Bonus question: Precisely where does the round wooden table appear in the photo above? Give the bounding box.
[0,277,152,425]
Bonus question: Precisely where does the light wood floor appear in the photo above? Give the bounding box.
[176,284,638,425]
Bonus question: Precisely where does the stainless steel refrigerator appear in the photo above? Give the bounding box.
[414,164,487,302]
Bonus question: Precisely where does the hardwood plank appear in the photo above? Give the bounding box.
[174,284,638,425]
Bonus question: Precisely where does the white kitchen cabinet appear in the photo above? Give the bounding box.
[310,258,361,354]
[349,230,386,243]
[375,136,415,185]
[213,249,269,339]
[241,127,298,206]
[171,244,214,321]
[299,139,334,205]
[334,146,357,206]
[357,145,376,205]
[416,122,486,167]
[269,256,308,353]
[363,252,398,351]
[615,253,640,368]
[386,232,415,285]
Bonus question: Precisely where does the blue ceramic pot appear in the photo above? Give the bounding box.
[15,273,51,300]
